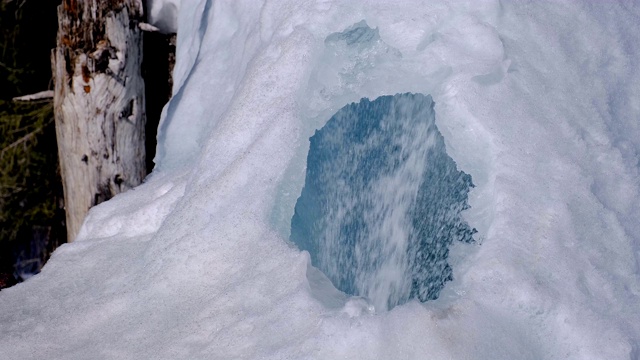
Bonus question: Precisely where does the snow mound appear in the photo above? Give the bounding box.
[1,1,639,359]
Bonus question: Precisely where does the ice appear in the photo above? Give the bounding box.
[291,93,474,311]
[1,0,639,359]
[325,20,379,45]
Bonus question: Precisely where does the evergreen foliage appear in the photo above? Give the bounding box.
[0,0,62,287]
[0,99,64,281]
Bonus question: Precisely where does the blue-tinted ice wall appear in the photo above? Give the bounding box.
[291,93,475,311]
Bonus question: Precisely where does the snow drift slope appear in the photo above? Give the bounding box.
[1,1,640,359]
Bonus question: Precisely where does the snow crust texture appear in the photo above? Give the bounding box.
[2,1,640,359]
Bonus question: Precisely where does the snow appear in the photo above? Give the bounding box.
[2,0,640,359]
[12,90,54,102]
[145,0,180,33]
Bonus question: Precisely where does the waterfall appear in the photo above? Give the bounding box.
[291,93,475,311]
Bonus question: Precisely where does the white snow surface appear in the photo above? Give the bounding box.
[2,1,640,359]
[145,0,180,33]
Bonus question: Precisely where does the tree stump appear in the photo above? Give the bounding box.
[52,0,146,242]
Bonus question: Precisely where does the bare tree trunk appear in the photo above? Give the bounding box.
[52,0,146,242]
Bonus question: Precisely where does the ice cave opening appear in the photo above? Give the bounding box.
[291,93,476,311]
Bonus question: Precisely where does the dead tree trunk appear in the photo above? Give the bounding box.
[52,0,146,242]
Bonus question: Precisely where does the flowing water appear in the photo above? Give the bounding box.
[291,93,475,311]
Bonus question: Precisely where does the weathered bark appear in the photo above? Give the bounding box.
[52,0,146,242]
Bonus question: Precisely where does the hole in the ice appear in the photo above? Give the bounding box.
[291,93,476,311]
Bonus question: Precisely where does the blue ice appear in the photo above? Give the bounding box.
[291,93,476,311]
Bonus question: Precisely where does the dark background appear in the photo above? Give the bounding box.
[0,0,174,289]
